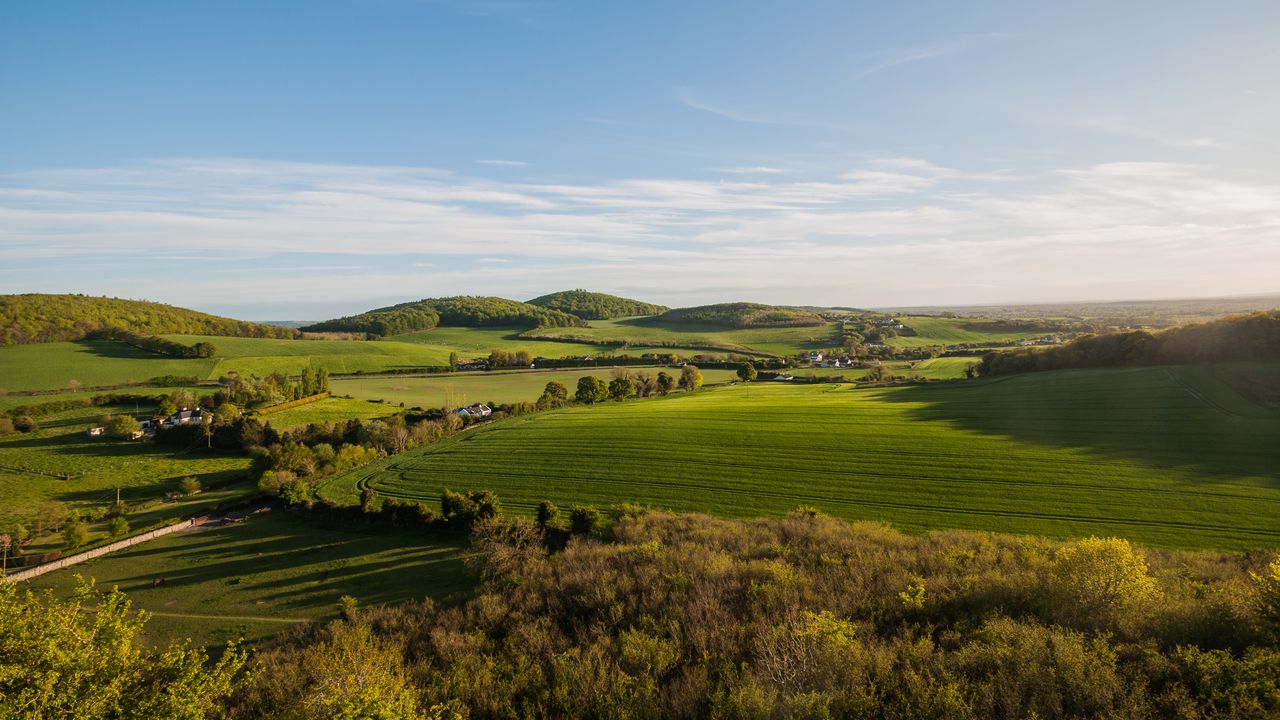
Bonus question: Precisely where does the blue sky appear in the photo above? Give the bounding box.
[2,1,1278,319]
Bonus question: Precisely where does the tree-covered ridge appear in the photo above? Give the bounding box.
[979,310,1280,376]
[657,302,825,328]
[0,294,299,345]
[303,296,587,336]
[527,289,669,319]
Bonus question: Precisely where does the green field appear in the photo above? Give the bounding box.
[907,356,979,379]
[259,396,398,429]
[0,406,250,529]
[886,315,1048,348]
[330,367,741,409]
[319,363,1280,550]
[522,316,842,357]
[27,512,472,648]
[0,341,218,392]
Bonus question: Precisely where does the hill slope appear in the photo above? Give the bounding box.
[302,296,587,336]
[527,289,669,320]
[657,302,824,328]
[320,363,1280,550]
[0,294,298,345]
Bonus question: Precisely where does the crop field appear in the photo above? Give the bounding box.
[259,396,397,429]
[330,367,741,409]
[0,406,250,528]
[28,512,472,648]
[886,316,1048,348]
[320,363,1280,551]
[524,316,842,357]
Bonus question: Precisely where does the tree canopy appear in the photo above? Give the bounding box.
[0,294,299,345]
[302,296,587,336]
[656,302,825,328]
[527,289,669,320]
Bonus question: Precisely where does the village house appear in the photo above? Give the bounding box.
[455,403,492,418]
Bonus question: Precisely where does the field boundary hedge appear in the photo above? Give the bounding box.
[250,392,330,417]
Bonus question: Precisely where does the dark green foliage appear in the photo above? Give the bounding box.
[657,302,825,328]
[0,293,299,345]
[576,375,609,404]
[535,500,560,529]
[439,488,501,527]
[302,296,587,336]
[979,311,1280,376]
[84,328,218,358]
[567,504,601,534]
[233,511,1280,720]
[736,361,758,381]
[656,371,675,395]
[527,289,669,320]
[607,375,635,400]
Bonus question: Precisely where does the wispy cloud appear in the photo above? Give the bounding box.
[675,88,856,133]
[1068,117,1224,149]
[715,166,786,175]
[858,32,1017,77]
[477,159,531,167]
[2,156,1277,310]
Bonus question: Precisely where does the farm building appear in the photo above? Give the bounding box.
[84,426,104,437]
[808,352,824,363]
[456,403,492,418]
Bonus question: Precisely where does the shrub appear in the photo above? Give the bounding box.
[107,516,129,539]
[568,505,601,535]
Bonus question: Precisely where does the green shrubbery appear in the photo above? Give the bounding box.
[302,295,587,336]
[657,302,825,328]
[227,510,1280,719]
[527,289,669,320]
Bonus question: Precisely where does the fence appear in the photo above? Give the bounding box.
[1,518,201,583]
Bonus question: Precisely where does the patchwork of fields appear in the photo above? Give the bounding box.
[523,316,843,356]
[28,512,472,648]
[329,366,742,409]
[320,363,1280,550]
[886,315,1050,348]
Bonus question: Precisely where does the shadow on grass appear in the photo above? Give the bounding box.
[874,366,1280,485]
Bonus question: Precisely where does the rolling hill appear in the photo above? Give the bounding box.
[527,289,669,319]
[302,296,587,336]
[0,294,299,345]
[656,302,825,328]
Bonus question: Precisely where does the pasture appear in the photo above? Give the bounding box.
[886,315,1048,348]
[906,356,978,379]
[27,512,472,648]
[319,363,1280,550]
[523,316,842,357]
[0,405,250,529]
[330,366,741,409]
[259,396,397,429]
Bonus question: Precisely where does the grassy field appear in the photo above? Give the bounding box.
[259,396,398,429]
[27,511,472,648]
[886,315,1048,348]
[0,405,250,529]
[524,316,842,357]
[907,356,979,379]
[330,367,741,409]
[319,363,1280,551]
[0,341,218,392]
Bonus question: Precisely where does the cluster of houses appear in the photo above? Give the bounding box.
[1017,336,1063,347]
[805,352,866,369]
[85,407,208,441]
[454,403,492,418]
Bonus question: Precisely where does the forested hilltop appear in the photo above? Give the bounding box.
[657,302,825,328]
[302,295,587,336]
[979,310,1280,376]
[0,294,299,345]
[528,289,669,319]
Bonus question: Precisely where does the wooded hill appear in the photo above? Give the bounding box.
[656,302,825,328]
[0,294,300,346]
[978,310,1280,376]
[527,289,669,320]
[302,296,587,336]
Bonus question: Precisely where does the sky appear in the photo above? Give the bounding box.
[1,1,1278,320]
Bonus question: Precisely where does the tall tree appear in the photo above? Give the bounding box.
[679,365,704,391]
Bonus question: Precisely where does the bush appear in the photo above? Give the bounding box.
[568,505,601,535]
[107,516,129,539]
[179,477,201,496]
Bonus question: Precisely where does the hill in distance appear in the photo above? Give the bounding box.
[527,289,669,320]
[656,302,826,328]
[0,293,300,346]
[301,295,587,336]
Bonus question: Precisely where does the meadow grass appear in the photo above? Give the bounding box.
[907,356,979,378]
[259,396,398,429]
[329,367,741,409]
[0,341,217,392]
[319,363,1280,551]
[27,511,473,648]
[886,315,1048,348]
[0,405,250,528]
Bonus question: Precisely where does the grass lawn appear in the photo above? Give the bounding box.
[524,316,842,357]
[887,316,1048,348]
[330,367,741,409]
[319,363,1280,551]
[0,405,250,529]
[26,511,473,648]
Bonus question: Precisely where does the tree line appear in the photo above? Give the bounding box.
[977,310,1280,377]
[85,328,217,358]
[527,289,670,320]
[302,296,587,337]
[0,293,300,345]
